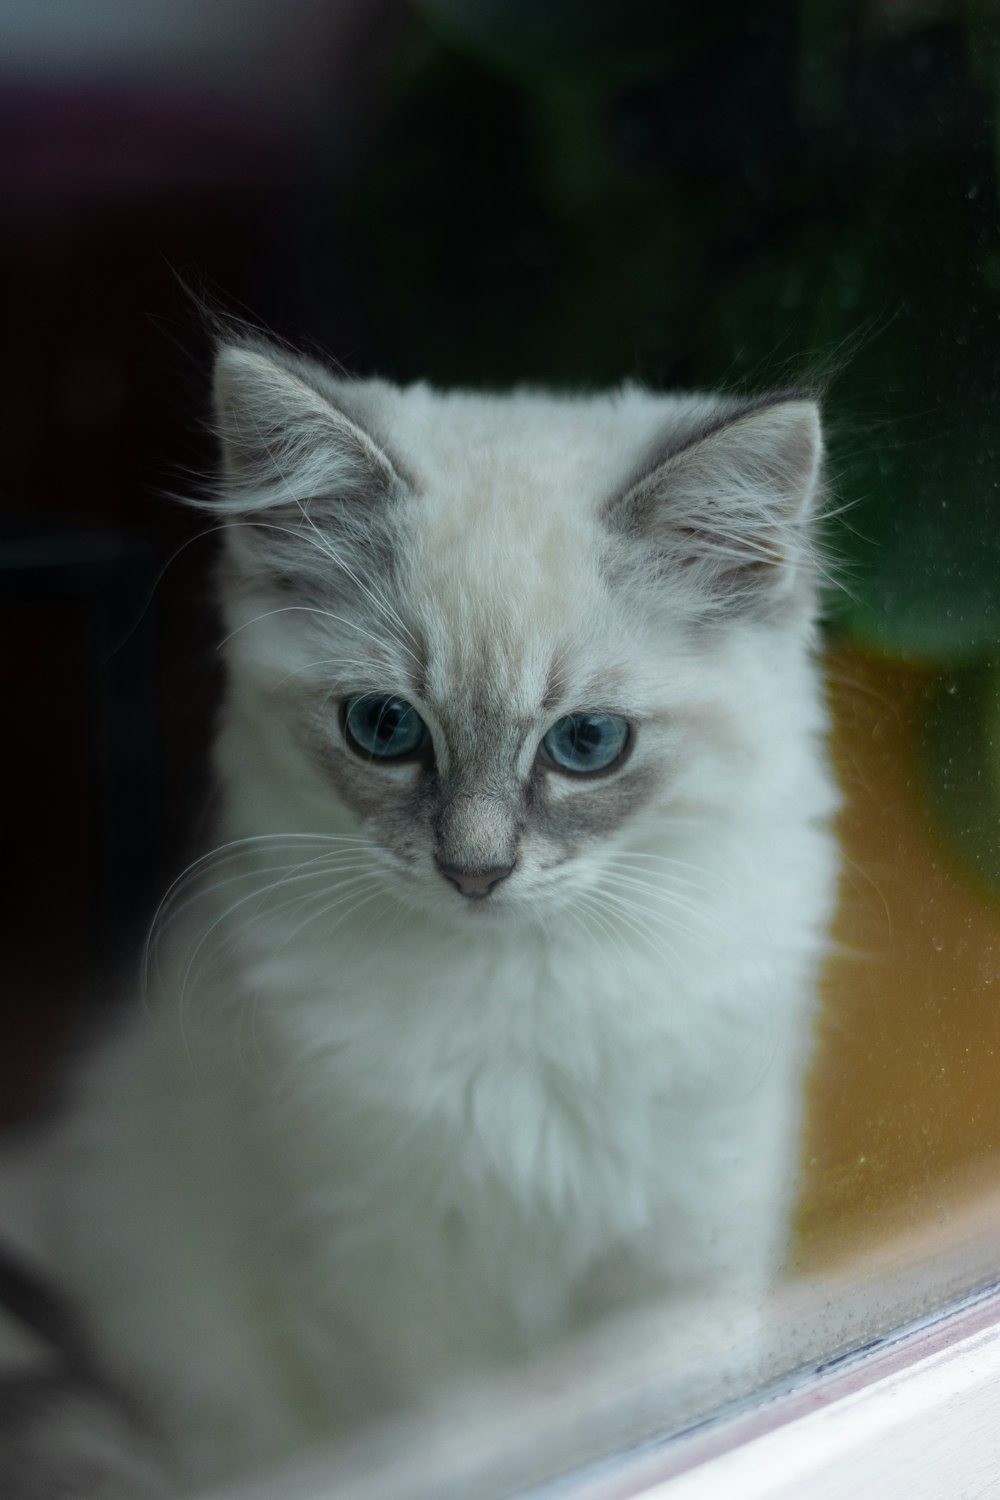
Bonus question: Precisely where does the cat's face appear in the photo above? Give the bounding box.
[208,343,825,925]
[293,498,672,918]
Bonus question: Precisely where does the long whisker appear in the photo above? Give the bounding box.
[193,866,383,980]
[202,873,390,1084]
[156,852,378,940]
[236,877,392,1086]
[597,871,720,927]
[143,835,376,991]
[273,655,413,690]
[150,832,374,904]
[242,864,383,932]
[561,898,610,965]
[571,890,646,983]
[294,516,423,662]
[277,876,389,952]
[599,885,712,949]
[174,854,380,1017]
[221,512,423,665]
[583,882,708,961]
[217,600,399,660]
[174,868,387,1063]
[603,850,737,893]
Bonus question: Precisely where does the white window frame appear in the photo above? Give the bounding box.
[201,1281,1000,1500]
[594,1284,1000,1500]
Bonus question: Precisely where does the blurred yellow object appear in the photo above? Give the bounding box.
[797,646,1000,1270]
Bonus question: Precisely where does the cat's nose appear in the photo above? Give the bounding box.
[435,860,515,899]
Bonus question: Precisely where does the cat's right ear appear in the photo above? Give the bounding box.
[208,344,402,516]
[201,344,406,596]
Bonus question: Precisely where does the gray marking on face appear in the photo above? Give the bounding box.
[308,692,665,898]
[430,708,527,873]
[432,785,522,875]
[407,631,431,704]
[527,760,662,855]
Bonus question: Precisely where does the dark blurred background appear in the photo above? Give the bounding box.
[3,0,999,1122]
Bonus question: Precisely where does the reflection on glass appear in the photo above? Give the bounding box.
[2,2,999,1498]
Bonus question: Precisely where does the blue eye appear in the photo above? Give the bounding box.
[344,695,429,760]
[541,714,631,775]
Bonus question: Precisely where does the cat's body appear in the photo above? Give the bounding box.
[16,347,839,1493]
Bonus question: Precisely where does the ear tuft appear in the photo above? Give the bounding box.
[208,343,400,515]
[608,396,824,618]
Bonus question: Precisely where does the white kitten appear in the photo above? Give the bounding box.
[39,342,839,1492]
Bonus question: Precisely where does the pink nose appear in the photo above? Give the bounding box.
[436,861,515,899]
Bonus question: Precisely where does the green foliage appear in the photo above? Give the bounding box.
[412,0,710,91]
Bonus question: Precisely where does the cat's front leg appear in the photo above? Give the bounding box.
[580,1067,807,1403]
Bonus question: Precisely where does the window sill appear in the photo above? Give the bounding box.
[200,1183,1000,1500]
[620,1283,1000,1500]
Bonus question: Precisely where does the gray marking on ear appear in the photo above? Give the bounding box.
[621,389,817,488]
[606,395,823,619]
[206,342,414,606]
[211,343,406,509]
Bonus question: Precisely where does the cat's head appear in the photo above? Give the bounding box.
[204,339,828,926]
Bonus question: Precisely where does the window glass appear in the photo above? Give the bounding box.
[3,2,1000,1494]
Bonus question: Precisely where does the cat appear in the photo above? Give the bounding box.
[13,338,840,1495]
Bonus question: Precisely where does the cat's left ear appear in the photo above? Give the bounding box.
[607,396,823,618]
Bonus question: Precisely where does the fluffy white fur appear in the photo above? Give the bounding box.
[35,346,839,1493]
